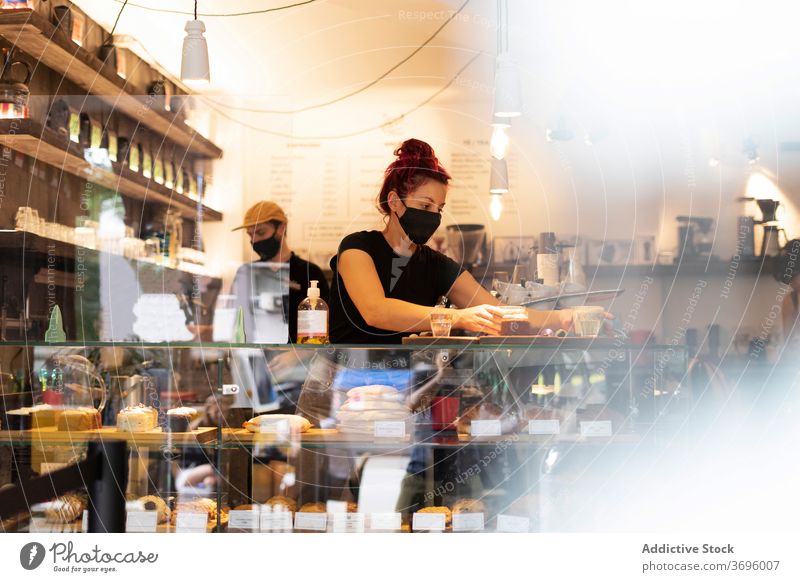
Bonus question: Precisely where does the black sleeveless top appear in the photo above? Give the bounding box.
[328,230,464,344]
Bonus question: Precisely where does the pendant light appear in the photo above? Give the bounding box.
[489,156,509,221]
[492,0,522,118]
[181,1,210,85]
[490,158,509,194]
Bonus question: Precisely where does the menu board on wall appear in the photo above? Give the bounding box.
[254,134,520,267]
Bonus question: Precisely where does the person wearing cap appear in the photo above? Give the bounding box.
[232,201,330,343]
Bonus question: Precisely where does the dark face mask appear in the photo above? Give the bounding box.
[397,199,441,245]
[252,235,281,261]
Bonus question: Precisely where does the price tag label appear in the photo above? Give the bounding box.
[126,511,158,533]
[580,420,613,437]
[294,512,328,532]
[452,512,484,532]
[331,513,365,533]
[326,500,348,514]
[30,517,76,533]
[81,510,88,533]
[229,509,260,531]
[28,517,50,533]
[470,419,502,437]
[260,511,293,532]
[369,512,402,531]
[529,419,560,435]
[175,512,208,533]
[374,421,405,438]
[496,514,530,533]
[412,512,446,532]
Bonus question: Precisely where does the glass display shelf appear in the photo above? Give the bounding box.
[0,341,688,533]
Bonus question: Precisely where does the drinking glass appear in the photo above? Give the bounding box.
[572,306,605,337]
[430,311,454,337]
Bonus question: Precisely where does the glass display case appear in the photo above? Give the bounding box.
[0,340,688,533]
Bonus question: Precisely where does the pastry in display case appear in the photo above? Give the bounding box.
[243,414,311,434]
[117,404,158,432]
[0,341,688,533]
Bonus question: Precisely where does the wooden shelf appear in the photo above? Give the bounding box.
[0,119,221,222]
[0,426,217,446]
[0,9,222,159]
[0,231,222,282]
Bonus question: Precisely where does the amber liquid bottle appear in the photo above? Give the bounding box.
[297,280,328,344]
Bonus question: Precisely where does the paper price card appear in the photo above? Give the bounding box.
[452,512,485,532]
[326,500,348,513]
[229,509,260,531]
[126,511,158,533]
[374,421,405,438]
[30,517,71,533]
[331,513,365,533]
[528,419,560,435]
[412,512,446,532]
[496,514,530,533]
[175,512,208,533]
[294,512,328,532]
[81,510,88,533]
[368,512,402,531]
[260,511,293,532]
[257,419,291,434]
[470,419,501,437]
[579,420,613,437]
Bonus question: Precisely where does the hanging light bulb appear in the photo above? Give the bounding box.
[490,158,509,194]
[490,192,504,221]
[181,1,210,85]
[490,116,510,160]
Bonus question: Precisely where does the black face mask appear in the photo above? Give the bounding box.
[397,199,441,245]
[252,235,281,261]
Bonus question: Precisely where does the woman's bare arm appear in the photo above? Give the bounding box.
[338,249,435,333]
[338,250,505,334]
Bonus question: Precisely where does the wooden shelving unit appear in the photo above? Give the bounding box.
[0,119,221,222]
[0,9,222,159]
[0,230,221,282]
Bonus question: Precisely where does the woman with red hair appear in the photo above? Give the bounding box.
[328,138,571,343]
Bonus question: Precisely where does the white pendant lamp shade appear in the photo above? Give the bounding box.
[489,158,509,194]
[492,53,522,118]
[181,20,210,85]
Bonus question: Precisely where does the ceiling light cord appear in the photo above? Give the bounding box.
[497,0,509,55]
[111,0,317,18]
[201,0,472,115]
[108,0,128,40]
[201,51,483,140]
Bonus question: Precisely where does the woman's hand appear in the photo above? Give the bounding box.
[453,305,505,335]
